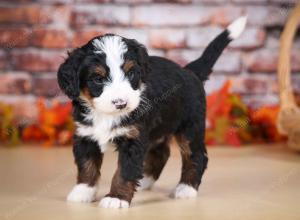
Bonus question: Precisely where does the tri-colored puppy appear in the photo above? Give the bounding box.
[57,16,247,208]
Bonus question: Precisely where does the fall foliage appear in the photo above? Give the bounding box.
[0,81,286,147]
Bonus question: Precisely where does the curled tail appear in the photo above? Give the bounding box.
[184,16,247,81]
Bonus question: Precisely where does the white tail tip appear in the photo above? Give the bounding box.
[227,16,248,40]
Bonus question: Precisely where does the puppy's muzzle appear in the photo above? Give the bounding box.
[112,99,127,110]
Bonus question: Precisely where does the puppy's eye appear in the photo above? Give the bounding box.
[127,70,141,90]
[128,70,135,81]
[92,76,103,85]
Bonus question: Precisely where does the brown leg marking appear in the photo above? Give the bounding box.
[77,154,103,187]
[143,137,170,180]
[176,134,198,189]
[106,164,137,203]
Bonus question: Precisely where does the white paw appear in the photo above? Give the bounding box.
[67,184,97,203]
[99,197,129,209]
[137,175,155,191]
[172,184,198,199]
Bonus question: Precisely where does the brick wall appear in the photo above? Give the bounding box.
[0,0,299,121]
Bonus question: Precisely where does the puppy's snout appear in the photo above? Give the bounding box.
[112,99,127,110]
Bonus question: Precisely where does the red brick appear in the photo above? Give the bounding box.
[166,49,197,66]
[75,0,109,2]
[204,75,228,95]
[193,0,226,2]
[269,0,298,4]
[149,29,186,49]
[266,35,300,50]
[153,0,192,2]
[291,75,300,94]
[187,26,223,48]
[0,72,32,94]
[230,28,266,50]
[0,28,31,49]
[265,35,280,49]
[73,28,149,48]
[71,29,105,47]
[167,50,241,73]
[244,49,277,73]
[270,74,300,95]
[39,0,73,3]
[31,29,69,48]
[246,6,291,26]
[0,6,70,26]
[11,50,65,72]
[214,52,242,73]
[244,49,300,73]
[106,28,149,46]
[211,6,243,26]
[114,0,151,2]
[0,51,7,69]
[0,6,50,25]
[230,75,271,95]
[232,0,268,3]
[212,6,289,27]
[1,0,34,2]
[187,27,266,51]
[242,94,279,109]
[32,74,61,97]
[206,74,272,95]
[206,75,278,108]
[132,4,213,27]
[148,49,165,57]
[71,5,130,27]
[0,95,38,122]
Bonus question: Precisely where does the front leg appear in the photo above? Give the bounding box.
[67,136,103,203]
[99,137,146,208]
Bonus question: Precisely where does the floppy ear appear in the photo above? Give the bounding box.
[57,48,85,100]
[125,39,149,81]
[136,43,149,80]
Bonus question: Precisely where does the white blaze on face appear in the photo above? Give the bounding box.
[92,36,142,115]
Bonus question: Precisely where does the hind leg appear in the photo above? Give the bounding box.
[173,129,208,199]
[138,137,170,191]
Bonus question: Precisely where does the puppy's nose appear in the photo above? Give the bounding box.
[112,99,127,110]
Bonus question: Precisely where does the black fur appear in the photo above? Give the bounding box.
[58,30,234,205]
[185,30,231,81]
[73,135,103,186]
[58,48,86,99]
[115,135,148,182]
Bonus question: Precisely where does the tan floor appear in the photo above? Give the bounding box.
[0,144,300,220]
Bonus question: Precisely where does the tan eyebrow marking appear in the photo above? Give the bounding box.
[81,88,92,102]
[123,60,135,73]
[94,65,106,77]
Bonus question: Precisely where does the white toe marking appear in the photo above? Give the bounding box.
[99,197,129,209]
[67,184,97,203]
[227,16,247,40]
[137,175,155,191]
[173,184,198,199]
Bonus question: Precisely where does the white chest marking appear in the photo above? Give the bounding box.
[76,111,129,152]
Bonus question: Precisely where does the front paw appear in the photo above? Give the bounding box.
[67,184,97,203]
[172,184,198,199]
[99,196,129,209]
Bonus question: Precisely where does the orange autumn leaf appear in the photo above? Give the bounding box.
[207,80,232,126]
[22,125,47,141]
[225,127,241,147]
[251,106,279,123]
[37,99,72,127]
[250,106,284,142]
[21,99,73,145]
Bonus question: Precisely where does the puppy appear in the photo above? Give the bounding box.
[58,16,247,208]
